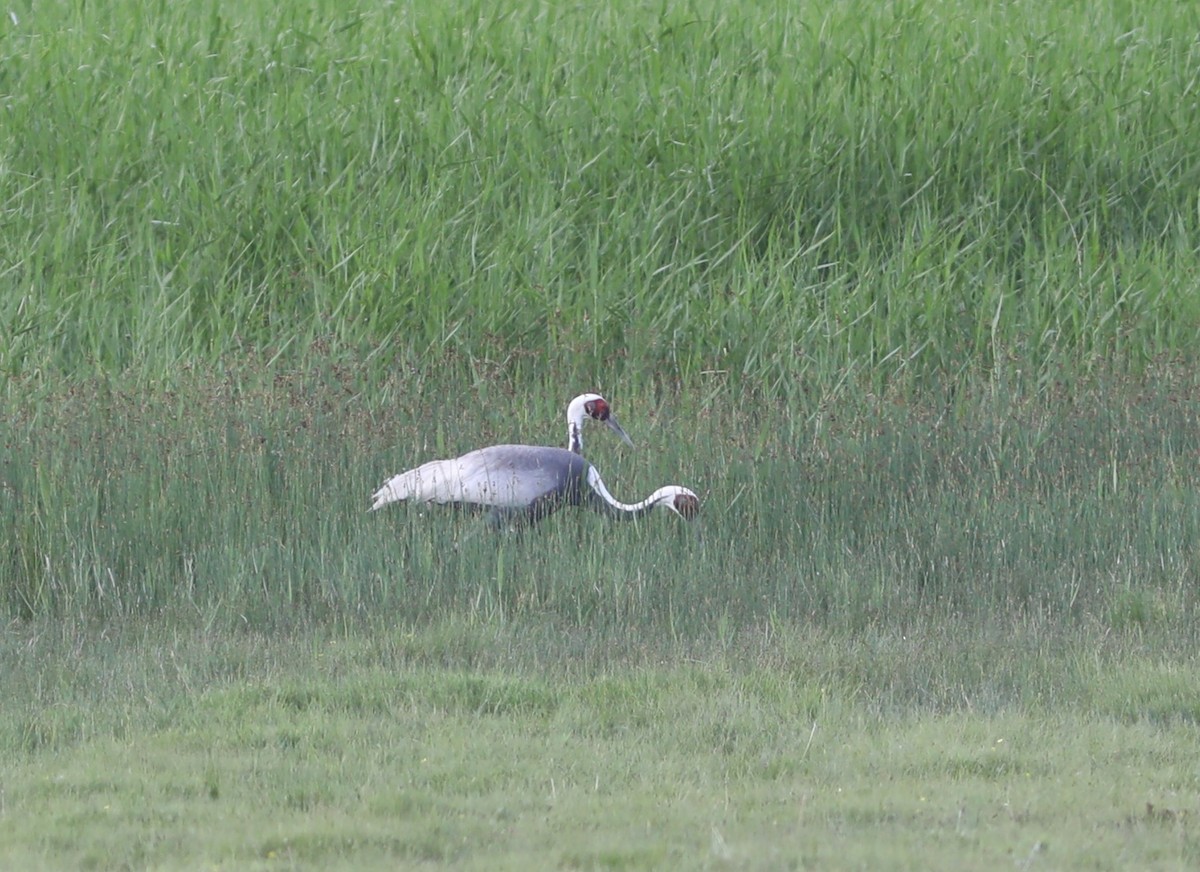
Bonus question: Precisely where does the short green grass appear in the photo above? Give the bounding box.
[3,618,1200,870]
[5,0,1200,867]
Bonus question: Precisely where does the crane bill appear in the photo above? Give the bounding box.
[604,414,635,448]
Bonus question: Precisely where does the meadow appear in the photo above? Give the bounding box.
[3,0,1200,867]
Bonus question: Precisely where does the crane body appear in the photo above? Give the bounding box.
[370,444,697,527]
[370,445,587,521]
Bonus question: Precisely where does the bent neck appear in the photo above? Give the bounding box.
[584,466,664,519]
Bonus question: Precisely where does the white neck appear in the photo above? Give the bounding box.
[565,394,599,455]
[585,466,674,518]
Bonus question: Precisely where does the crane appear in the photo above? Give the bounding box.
[369,444,699,527]
[369,393,698,527]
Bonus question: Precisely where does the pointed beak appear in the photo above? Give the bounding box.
[605,414,635,448]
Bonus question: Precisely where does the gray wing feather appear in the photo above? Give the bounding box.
[371,445,588,511]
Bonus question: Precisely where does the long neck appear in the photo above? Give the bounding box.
[584,466,662,519]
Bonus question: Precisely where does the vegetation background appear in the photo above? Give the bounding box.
[2,0,1200,867]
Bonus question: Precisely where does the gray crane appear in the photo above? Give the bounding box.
[369,394,699,527]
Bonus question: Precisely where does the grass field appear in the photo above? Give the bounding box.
[4,617,1200,870]
[4,0,1200,868]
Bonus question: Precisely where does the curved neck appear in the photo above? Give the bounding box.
[585,466,661,519]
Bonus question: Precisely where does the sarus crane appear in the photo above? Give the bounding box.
[369,394,699,528]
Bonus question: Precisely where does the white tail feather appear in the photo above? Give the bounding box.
[369,459,468,511]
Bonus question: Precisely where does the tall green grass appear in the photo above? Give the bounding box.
[4,366,1199,662]
[3,0,1199,386]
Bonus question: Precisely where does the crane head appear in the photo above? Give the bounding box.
[568,393,635,450]
[661,487,701,520]
[635,485,701,520]
[671,489,701,520]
